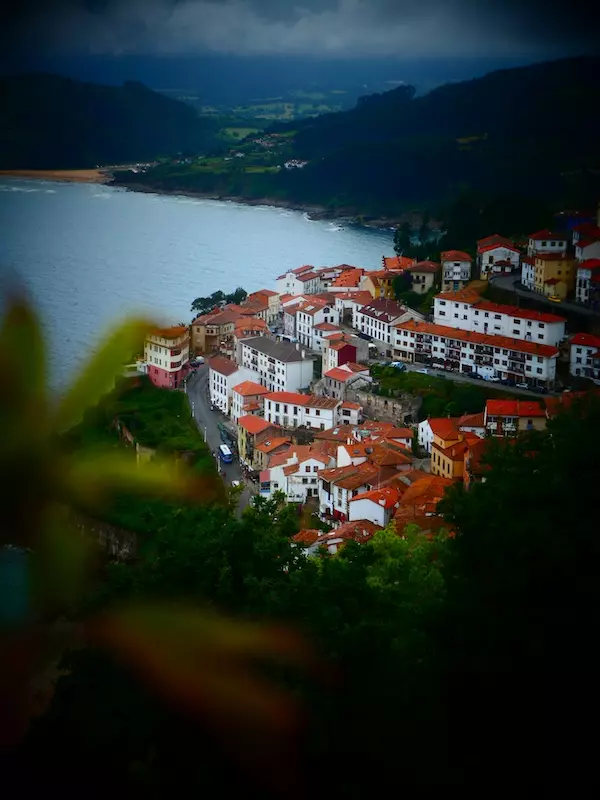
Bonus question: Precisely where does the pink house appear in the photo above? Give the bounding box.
[144,325,190,389]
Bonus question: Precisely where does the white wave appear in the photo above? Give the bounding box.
[91,192,111,199]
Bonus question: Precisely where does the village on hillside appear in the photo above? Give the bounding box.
[133,202,600,551]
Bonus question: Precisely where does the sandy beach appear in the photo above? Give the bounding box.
[0,169,111,184]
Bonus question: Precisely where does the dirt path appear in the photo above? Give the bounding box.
[0,169,111,184]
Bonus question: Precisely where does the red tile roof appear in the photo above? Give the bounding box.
[478,242,520,254]
[477,233,515,250]
[297,271,318,282]
[457,412,485,428]
[331,269,364,287]
[325,367,356,382]
[238,415,274,434]
[208,355,239,376]
[441,250,472,262]
[314,322,342,331]
[573,223,600,238]
[341,400,362,410]
[305,396,340,410]
[435,289,481,303]
[571,332,600,348]
[382,255,416,271]
[318,462,380,490]
[428,417,459,441]
[472,299,565,324]
[407,260,441,273]
[264,391,310,405]
[486,399,545,418]
[395,319,559,358]
[292,529,320,546]
[150,324,188,339]
[255,437,291,454]
[534,253,573,261]
[577,238,600,249]
[528,229,567,241]
[250,289,278,298]
[232,380,270,397]
[292,265,314,274]
[350,486,401,508]
[318,520,381,546]
[578,259,600,271]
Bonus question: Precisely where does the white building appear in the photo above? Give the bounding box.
[334,291,373,320]
[353,298,424,358]
[433,291,566,347]
[230,380,271,423]
[303,396,341,430]
[348,487,402,527]
[318,462,380,525]
[478,243,520,279]
[240,337,314,393]
[575,238,600,263]
[338,401,363,426]
[313,322,343,353]
[262,446,333,504]
[575,259,600,305]
[208,356,258,413]
[263,391,341,430]
[521,256,536,290]
[569,332,600,382]
[323,364,372,400]
[440,250,473,292]
[526,229,568,257]
[394,318,559,389]
[275,265,320,296]
[295,300,340,350]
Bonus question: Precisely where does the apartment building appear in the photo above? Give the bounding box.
[260,446,333,503]
[275,265,320,296]
[477,237,520,279]
[318,462,381,524]
[353,298,424,358]
[569,332,600,382]
[244,289,280,323]
[394,319,558,388]
[405,260,441,293]
[209,356,258,413]
[433,290,566,346]
[230,380,271,423]
[295,300,340,350]
[521,256,536,290]
[239,337,314,393]
[143,325,190,390]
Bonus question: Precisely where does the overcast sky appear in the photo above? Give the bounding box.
[4,0,597,60]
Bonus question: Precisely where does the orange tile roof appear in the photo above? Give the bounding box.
[255,437,291,454]
[472,299,565,324]
[318,520,381,546]
[395,319,559,358]
[314,322,342,331]
[292,529,320,546]
[208,355,239,376]
[407,260,441,273]
[457,412,485,428]
[434,289,482,303]
[441,250,472,262]
[295,298,327,316]
[341,401,362,410]
[486,400,545,418]
[269,450,294,468]
[479,242,519,254]
[367,442,413,467]
[331,269,364,288]
[432,439,471,462]
[382,426,413,439]
[305,396,340,410]
[350,486,402,508]
[534,253,573,262]
[342,362,369,373]
[234,317,269,335]
[394,509,450,538]
[264,391,310,405]
[250,289,278,298]
[324,367,355,382]
[292,264,314,274]
[232,380,271,397]
[319,462,380,490]
[382,255,416,271]
[399,475,453,507]
[238,415,274,434]
[428,417,460,441]
[149,324,189,339]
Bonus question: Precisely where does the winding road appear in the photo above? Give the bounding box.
[185,363,255,517]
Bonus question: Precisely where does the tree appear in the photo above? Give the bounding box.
[393,221,412,255]
[392,270,413,298]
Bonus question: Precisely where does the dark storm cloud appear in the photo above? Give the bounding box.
[4,0,598,59]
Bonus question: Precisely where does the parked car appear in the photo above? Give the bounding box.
[516,382,529,389]
[470,372,483,380]
[531,385,548,394]
[486,376,501,382]
[548,295,562,303]
[390,362,407,371]
[416,368,430,374]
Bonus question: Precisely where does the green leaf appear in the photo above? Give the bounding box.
[53,318,153,433]
[63,448,220,509]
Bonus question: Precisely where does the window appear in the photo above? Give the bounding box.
[494,314,501,320]
[315,409,321,416]
[302,478,308,484]
[313,466,319,472]
[526,355,532,361]
[576,348,582,354]
[536,368,543,374]
[454,313,459,319]
[538,334,544,340]
[305,465,311,473]
[576,357,582,364]
[275,403,280,412]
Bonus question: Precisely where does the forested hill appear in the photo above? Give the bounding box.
[0,73,219,169]
[269,55,600,213]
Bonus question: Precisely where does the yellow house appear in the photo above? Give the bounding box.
[431,433,481,480]
[237,416,282,470]
[534,253,576,299]
[405,260,441,294]
[359,273,382,298]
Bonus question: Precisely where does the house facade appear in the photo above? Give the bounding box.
[533,253,576,299]
[440,250,473,292]
[143,326,190,389]
[521,256,536,290]
[526,229,568,257]
[353,298,424,358]
[318,462,380,525]
[230,380,271,423]
[323,365,371,400]
[478,243,520,279]
[484,400,546,437]
[208,356,257,413]
[569,332,600,382]
[406,260,441,293]
[348,487,401,527]
[575,259,600,306]
[295,301,340,350]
